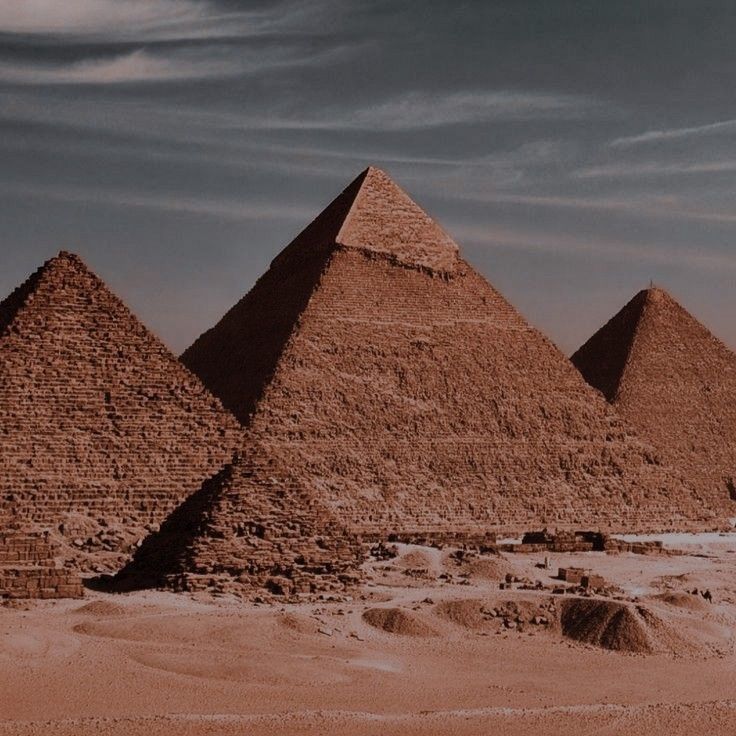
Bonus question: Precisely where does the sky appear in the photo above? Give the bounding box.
[1,0,735,354]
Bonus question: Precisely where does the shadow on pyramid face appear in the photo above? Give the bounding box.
[89,462,231,594]
[94,447,365,599]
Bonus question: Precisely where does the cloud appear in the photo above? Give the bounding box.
[0,49,240,85]
[0,182,313,222]
[0,39,355,86]
[452,223,736,274]
[573,159,736,179]
[292,90,603,131]
[452,192,736,225]
[609,119,736,148]
[0,0,208,35]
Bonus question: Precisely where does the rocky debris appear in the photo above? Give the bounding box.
[573,286,736,525]
[369,542,399,560]
[0,251,242,567]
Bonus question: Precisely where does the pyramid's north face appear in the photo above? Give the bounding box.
[182,168,720,534]
[0,251,242,567]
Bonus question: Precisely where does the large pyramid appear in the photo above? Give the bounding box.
[572,287,736,520]
[0,251,242,567]
[181,167,716,534]
[114,444,363,598]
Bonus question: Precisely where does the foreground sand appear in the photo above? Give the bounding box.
[1,534,735,735]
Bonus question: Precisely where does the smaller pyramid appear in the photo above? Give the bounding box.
[115,444,364,598]
[0,251,242,567]
[572,287,736,518]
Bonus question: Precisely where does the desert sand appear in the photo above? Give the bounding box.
[1,534,735,735]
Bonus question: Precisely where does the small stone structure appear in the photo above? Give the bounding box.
[501,530,669,556]
[0,529,83,599]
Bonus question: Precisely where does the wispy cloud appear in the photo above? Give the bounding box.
[298,91,603,131]
[452,223,736,274]
[573,159,736,179]
[452,192,736,225]
[0,0,208,35]
[0,49,241,85]
[610,119,736,148]
[0,182,313,222]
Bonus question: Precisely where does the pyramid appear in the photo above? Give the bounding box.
[572,287,736,519]
[0,251,242,567]
[180,167,723,534]
[114,444,363,598]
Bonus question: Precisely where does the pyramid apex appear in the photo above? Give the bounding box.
[335,166,460,273]
[52,250,86,266]
[276,168,459,275]
[643,285,672,302]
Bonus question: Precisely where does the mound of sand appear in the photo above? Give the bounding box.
[440,550,516,582]
[362,607,437,637]
[433,599,488,629]
[560,598,695,655]
[462,556,512,581]
[278,613,321,635]
[74,600,126,617]
[655,591,710,612]
[394,549,436,571]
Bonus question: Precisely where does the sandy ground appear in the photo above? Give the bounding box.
[1,535,735,735]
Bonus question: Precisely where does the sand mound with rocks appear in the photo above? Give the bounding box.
[461,556,513,581]
[655,591,710,612]
[394,549,436,571]
[277,613,321,635]
[362,607,437,637]
[433,599,489,629]
[74,600,127,617]
[560,598,695,654]
[440,550,517,582]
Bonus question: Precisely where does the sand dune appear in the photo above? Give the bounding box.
[1,536,735,735]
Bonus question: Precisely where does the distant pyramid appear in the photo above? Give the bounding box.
[182,167,715,534]
[115,444,363,597]
[573,287,736,518]
[0,251,242,567]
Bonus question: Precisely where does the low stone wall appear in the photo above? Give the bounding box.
[0,531,84,599]
[364,529,498,551]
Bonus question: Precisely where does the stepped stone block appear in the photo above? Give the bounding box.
[0,530,83,599]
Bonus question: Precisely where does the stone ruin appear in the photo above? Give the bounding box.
[113,443,363,599]
[0,251,242,572]
[0,528,83,600]
[572,287,736,523]
[181,166,717,539]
